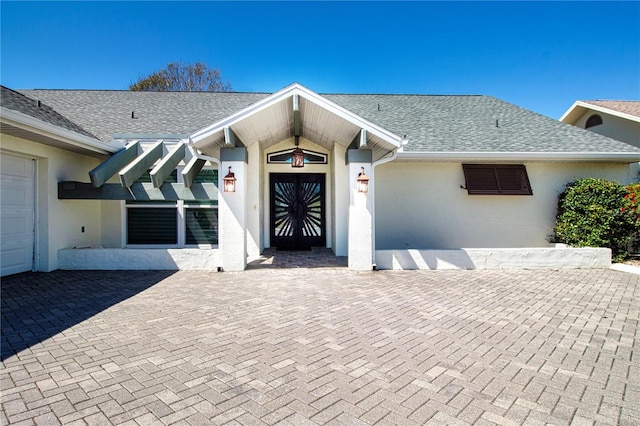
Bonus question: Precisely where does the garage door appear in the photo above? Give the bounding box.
[1,153,35,277]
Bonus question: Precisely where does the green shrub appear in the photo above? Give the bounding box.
[554,178,639,262]
[625,183,640,252]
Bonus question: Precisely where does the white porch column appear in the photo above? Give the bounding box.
[348,149,373,271]
[219,148,247,271]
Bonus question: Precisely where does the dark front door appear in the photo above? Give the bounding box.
[270,173,325,250]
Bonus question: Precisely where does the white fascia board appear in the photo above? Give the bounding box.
[396,151,640,163]
[1,106,122,154]
[559,101,586,123]
[190,83,402,149]
[560,101,640,124]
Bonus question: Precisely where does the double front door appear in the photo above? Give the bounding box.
[270,173,325,250]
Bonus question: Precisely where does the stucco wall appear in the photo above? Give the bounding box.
[375,247,611,270]
[100,200,123,248]
[1,134,104,271]
[59,248,220,270]
[374,161,631,250]
[574,111,640,149]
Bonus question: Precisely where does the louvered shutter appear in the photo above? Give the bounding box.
[463,165,532,195]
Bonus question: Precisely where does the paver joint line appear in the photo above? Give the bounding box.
[1,268,638,425]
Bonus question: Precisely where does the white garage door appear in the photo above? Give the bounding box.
[1,153,35,277]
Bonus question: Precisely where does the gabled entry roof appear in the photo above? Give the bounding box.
[191,83,403,161]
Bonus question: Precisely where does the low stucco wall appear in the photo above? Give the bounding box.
[59,249,220,271]
[59,247,610,271]
[375,248,611,270]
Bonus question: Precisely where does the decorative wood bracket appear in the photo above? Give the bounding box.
[88,142,140,188]
[150,142,185,188]
[119,140,164,188]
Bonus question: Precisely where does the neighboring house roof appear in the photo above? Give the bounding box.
[17,87,640,161]
[1,86,120,155]
[584,101,640,118]
[560,100,640,124]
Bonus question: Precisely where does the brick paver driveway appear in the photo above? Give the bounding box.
[1,268,638,425]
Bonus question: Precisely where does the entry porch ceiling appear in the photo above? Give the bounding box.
[191,83,402,161]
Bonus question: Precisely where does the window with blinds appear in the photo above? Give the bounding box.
[462,164,533,195]
[124,167,218,247]
[185,208,218,245]
[127,207,178,244]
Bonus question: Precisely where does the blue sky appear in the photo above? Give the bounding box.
[1,1,638,119]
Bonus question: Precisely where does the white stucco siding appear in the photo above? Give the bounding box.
[100,200,123,248]
[1,134,104,272]
[374,161,631,250]
[574,111,640,149]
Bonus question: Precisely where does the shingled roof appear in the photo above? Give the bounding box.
[1,86,98,139]
[579,100,640,119]
[18,88,640,155]
[17,89,268,144]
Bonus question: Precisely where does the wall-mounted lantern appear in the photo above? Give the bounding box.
[223,166,236,192]
[356,166,369,193]
[291,147,305,168]
[291,136,304,168]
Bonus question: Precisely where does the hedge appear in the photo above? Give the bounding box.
[554,178,639,262]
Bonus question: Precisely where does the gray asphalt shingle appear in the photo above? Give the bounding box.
[17,89,268,144]
[17,88,640,154]
[1,86,98,139]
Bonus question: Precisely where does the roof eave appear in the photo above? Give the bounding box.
[396,151,640,163]
[1,106,123,155]
[559,101,586,123]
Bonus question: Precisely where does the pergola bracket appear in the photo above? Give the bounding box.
[182,156,207,188]
[150,142,185,188]
[119,140,163,188]
[89,141,140,188]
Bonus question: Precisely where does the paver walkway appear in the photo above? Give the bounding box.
[1,268,638,425]
[247,248,348,269]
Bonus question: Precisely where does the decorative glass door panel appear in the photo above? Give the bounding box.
[270,173,325,250]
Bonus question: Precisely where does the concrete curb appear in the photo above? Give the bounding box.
[610,263,640,275]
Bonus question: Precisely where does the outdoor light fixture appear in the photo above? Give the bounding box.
[223,166,236,192]
[356,166,369,193]
[291,136,305,168]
